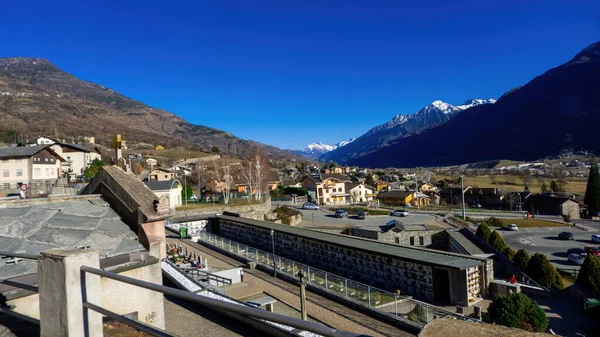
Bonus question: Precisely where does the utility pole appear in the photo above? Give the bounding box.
[298,270,308,320]
[270,229,277,278]
[461,175,466,219]
[184,170,188,205]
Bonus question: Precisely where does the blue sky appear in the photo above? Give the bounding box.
[1,1,599,149]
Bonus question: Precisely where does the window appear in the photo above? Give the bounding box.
[409,237,415,246]
[2,183,9,189]
[45,168,50,176]
[45,158,49,162]
[34,168,41,176]
[2,170,8,177]
[419,236,424,245]
[16,169,23,177]
[164,175,168,178]
[395,237,400,244]
[318,188,323,195]
[67,156,71,162]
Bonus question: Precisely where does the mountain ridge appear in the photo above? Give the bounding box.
[348,40,600,168]
[292,138,356,160]
[0,57,302,160]
[320,98,495,163]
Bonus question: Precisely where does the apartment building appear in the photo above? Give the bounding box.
[0,146,64,193]
[300,174,350,206]
[49,143,102,177]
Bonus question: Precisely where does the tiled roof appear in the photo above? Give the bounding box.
[0,145,48,158]
[377,190,413,199]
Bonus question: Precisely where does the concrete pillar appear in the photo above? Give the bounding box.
[38,249,102,337]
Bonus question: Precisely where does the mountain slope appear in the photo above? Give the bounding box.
[350,41,600,168]
[0,57,300,159]
[292,138,356,160]
[320,99,495,163]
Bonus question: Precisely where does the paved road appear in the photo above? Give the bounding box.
[297,209,443,229]
[502,227,600,271]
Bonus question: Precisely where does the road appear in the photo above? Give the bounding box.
[502,226,600,271]
[297,209,445,229]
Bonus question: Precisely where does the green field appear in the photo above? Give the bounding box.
[497,218,566,228]
[176,198,263,211]
[433,174,587,194]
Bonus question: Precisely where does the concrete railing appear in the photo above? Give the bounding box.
[197,232,472,328]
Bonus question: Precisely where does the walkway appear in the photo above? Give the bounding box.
[167,236,414,337]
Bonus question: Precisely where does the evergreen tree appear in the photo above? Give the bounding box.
[513,249,530,270]
[584,155,600,216]
[550,181,558,192]
[489,231,508,253]
[211,146,220,153]
[504,247,517,261]
[475,223,492,243]
[527,253,563,289]
[576,255,600,294]
[487,292,548,332]
[540,182,548,192]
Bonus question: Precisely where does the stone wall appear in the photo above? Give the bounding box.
[176,198,271,220]
[350,228,445,247]
[213,219,437,301]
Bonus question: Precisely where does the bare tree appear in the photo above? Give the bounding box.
[250,151,270,201]
[220,158,233,205]
[240,160,256,201]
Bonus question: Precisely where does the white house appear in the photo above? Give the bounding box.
[345,182,377,204]
[49,143,102,177]
[36,136,57,145]
[144,179,183,209]
[0,145,64,194]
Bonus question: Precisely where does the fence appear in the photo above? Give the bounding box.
[0,250,359,337]
[197,232,469,327]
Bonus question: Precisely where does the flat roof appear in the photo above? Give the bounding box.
[216,215,487,270]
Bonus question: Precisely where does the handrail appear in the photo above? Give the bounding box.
[179,267,232,286]
[0,279,39,293]
[83,302,173,337]
[0,306,40,325]
[0,251,38,260]
[81,265,359,337]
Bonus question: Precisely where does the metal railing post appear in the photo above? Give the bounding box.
[325,273,328,289]
[368,287,371,307]
[292,261,295,274]
[345,279,348,298]
[237,242,240,253]
[395,296,398,317]
[307,266,311,283]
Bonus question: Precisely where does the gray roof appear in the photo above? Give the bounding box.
[447,230,486,255]
[144,180,181,191]
[57,142,100,153]
[0,145,48,158]
[217,215,487,270]
[0,196,145,280]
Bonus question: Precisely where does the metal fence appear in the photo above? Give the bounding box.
[198,232,470,326]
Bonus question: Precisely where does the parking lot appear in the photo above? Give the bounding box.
[502,227,600,271]
[297,208,445,229]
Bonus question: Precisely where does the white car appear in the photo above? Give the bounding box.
[390,210,409,217]
[507,224,519,231]
[592,234,600,243]
[302,202,319,210]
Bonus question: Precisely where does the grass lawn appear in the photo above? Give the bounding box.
[432,174,587,194]
[498,218,567,228]
[176,198,264,211]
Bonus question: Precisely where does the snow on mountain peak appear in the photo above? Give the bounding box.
[294,138,356,159]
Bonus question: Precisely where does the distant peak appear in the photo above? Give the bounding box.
[0,57,52,66]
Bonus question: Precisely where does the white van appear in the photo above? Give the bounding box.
[592,234,600,243]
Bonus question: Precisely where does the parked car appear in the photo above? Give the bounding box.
[507,224,519,231]
[471,204,482,208]
[592,234,600,243]
[302,202,319,210]
[334,209,348,218]
[568,253,585,265]
[357,211,368,219]
[390,210,409,217]
[567,248,586,256]
[559,232,574,240]
[584,246,600,256]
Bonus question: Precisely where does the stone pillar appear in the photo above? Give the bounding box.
[38,249,102,337]
[139,220,166,259]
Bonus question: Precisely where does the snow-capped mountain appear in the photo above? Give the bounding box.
[320,98,495,164]
[373,98,496,133]
[292,138,356,160]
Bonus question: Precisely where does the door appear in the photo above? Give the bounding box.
[432,268,450,303]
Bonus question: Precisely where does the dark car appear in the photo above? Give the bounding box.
[559,232,574,240]
[334,209,348,218]
[357,211,368,219]
[567,248,586,256]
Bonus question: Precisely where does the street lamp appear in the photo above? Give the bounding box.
[460,175,466,219]
[270,229,277,277]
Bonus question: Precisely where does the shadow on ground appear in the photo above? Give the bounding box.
[533,289,595,337]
